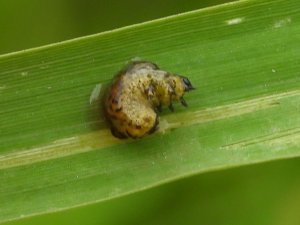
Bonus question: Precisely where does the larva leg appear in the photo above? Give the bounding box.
[180,97,188,107]
[156,103,162,112]
[168,101,174,112]
[111,127,127,139]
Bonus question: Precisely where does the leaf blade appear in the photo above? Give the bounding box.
[1,0,300,223]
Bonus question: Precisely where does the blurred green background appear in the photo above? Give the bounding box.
[0,0,234,55]
[2,0,300,225]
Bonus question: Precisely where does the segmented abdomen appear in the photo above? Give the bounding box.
[105,74,158,139]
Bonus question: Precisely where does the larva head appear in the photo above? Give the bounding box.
[180,76,195,92]
[166,75,195,98]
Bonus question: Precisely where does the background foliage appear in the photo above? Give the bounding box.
[0,0,234,55]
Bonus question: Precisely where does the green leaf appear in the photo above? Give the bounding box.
[1,0,300,223]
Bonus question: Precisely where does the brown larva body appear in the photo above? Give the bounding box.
[105,61,194,139]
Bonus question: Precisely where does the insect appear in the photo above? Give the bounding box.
[104,60,194,139]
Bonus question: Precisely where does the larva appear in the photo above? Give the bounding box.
[104,61,194,139]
